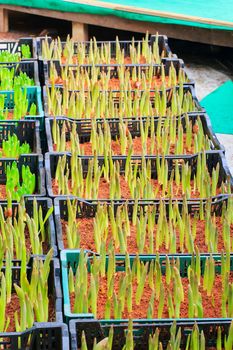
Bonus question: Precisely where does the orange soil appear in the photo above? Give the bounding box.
[53,133,203,156]
[61,217,232,254]
[52,177,223,199]
[70,273,232,319]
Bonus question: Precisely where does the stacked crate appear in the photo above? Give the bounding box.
[0,37,68,349]
[0,34,232,349]
[40,35,233,349]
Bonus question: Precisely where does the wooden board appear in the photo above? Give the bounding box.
[0,8,9,32]
[1,4,233,47]
[65,0,233,29]
[72,21,88,40]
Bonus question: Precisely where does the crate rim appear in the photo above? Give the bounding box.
[69,317,233,350]
[0,119,41,155]
[0,59,40,87]
[36,33,172,59]
[69,318,233,328]
[0,37,37,61]
[45,150,233,199]
[0,196,57,257]
[0,321,68,336]
[37,34,173,86]
[0,86,44,125]
[0,60,40,87]
[54,193,232,206]
[0,153,46,198]
[2,255,62,323]
[0,322,69,350]
[69,318,233,350]
[45,113,224,154]
[61,248,233,259]
[54,194,232,252]
[61,249,233,322]
[43,57,194,88]
[43,84,203,118]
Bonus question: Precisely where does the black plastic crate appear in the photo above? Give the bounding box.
[0,120,41,154]
[45,113,223,154]
[37,34,172,58]
[0,87,44,132]
[37,34,173,85]
[7,322,70,350]
[0,154,45,197]
[69,318,232,350]
[0,323,69,350]
[41,133,48,154]
[0,196,57,257]
[0,256,62,306]
[54,195,230,252]
[45,151,232,199]
[0,60,40,86]
[0,38,37,60]
[0,256,64,349]
[62,250,233,322]
[44,58,192,87]
[43,85,203,118]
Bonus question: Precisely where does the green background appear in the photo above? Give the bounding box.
[0,0,233,30]
[201,81,233,134]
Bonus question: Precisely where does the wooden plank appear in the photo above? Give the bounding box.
[65,0,233,29]
[72,21,88,40]
[1,5,233,47]
[0,8,9,32]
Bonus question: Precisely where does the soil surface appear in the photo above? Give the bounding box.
[0,222,49,258]
[24,227,49,257]
[53,133,203,156]
[51,76,171,90]
[52,177,223,199]
[70,273,232,319]
[0,185,8,199]
[61,55,157,65]
[0,184,36,200]
[6,294,55,332]
[61,216,232,254]
[0,112,16,120]
[0,112,33,121]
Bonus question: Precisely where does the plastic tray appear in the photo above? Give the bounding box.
[0,120,41,154]
[0,60,40,86]
[3,322,70,350]
[0,38,37,61]
[37,34,173,85]
[0,154,46,198]
[0,86,44,131]
[43,85,203,119]
[61,249,233,322]
[45,151,232,199]
[0,196,57,257]
[54,195,230,252]
[69,318,232,350]
[37,34,172,58]
[0,256,64,349]
[44,58,192,87]
[45,113,223,155]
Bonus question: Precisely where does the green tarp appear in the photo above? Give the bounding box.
[0,0,233,31]
[201,81,233,134]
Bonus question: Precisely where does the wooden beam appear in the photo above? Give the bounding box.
[0,8,9,32]
[1,5,233,47]
[72,21,88,40]
[65,0,233,29]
